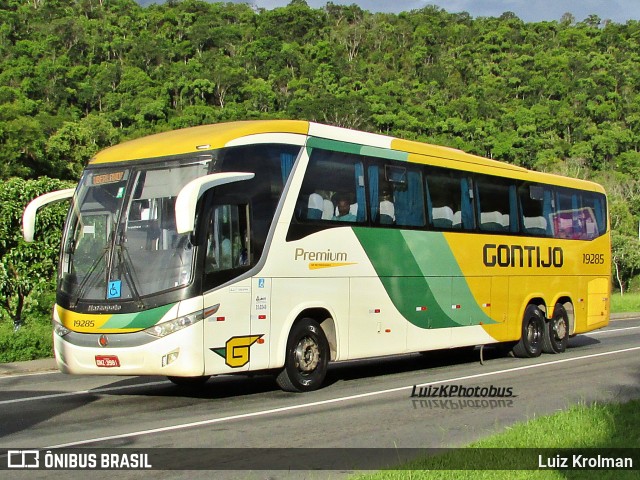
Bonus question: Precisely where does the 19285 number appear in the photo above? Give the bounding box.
[583,253,605,265]
[73,319,95,327]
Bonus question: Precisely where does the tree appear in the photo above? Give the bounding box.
[0,177,74,328]
[612,232,640,295]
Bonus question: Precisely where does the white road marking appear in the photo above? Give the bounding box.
[0,370,59,379]
[41,345,640,449]
[0,381,168,406]
[587,325,640,335]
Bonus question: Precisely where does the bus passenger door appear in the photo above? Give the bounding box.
[202,204,254,374]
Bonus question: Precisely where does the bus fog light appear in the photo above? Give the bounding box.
[53,320,71,337]
[144,311,203,338]
[162,349,180,367]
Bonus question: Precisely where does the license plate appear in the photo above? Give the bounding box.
[95,355,120,367]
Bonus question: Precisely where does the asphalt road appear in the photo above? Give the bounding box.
[1,317,639,478]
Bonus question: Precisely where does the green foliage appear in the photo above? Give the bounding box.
[0,177,74,328]
[1,1,639,182]
[0,306,53,362]
[611,232,640,293]
[0,279,55,361]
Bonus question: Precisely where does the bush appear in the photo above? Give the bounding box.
[0,317,53,362]
[0,284,55,362]
[626,275,640,293]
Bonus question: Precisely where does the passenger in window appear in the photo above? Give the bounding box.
[379,188,395,224]
[332,193,357,222]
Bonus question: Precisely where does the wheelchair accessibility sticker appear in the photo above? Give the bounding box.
[107,280,122,299]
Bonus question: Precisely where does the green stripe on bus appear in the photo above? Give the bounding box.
[101,302,176,330]
[353,228,495,329]
[306,137,408,162]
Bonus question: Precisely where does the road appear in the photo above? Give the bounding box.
[1,318,639,478]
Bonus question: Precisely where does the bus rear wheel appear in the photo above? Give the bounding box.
[276,318,329,392]
[513,305,544,358]
[542,304,569,354]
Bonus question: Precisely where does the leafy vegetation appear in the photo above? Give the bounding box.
[0,177,74,329]
[2,1,640,179]
[0,289,55,362]
[0,0,639,354]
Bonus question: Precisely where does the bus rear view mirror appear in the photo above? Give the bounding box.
[22,188,75,242]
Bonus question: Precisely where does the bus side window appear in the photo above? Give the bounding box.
[519,184,549,236]
[552,189,603,240]
[390,167,425,228]
[476,175,515,233]
[368,164,394,225]
[426,170,468,230]
[297,149,367,224]
[582,192,607,238]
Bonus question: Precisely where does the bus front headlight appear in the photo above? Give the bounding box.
[53,320,71,337]
[144,311,203,338]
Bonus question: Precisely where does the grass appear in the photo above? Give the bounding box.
[610,291,640,314]
[353,400,640,479]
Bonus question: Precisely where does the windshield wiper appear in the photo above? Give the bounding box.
[115,236,146,309]
[71,244,109,308]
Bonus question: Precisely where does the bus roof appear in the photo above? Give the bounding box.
[89,120,311,164]
[88,120,604,193]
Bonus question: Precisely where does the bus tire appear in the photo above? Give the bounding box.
[276,318,329,392]
[542,304,569,354]
[167,375,211,386]
[512,305,544,358]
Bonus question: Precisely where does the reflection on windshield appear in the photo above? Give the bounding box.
[60,143,301,302]
[60,170,127,301]
[60,160,209,301]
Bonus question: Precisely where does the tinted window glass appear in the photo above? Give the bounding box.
[518,183,552,236]
[296,149,367,224]
[426,169,473,230]
[476,175,517,233]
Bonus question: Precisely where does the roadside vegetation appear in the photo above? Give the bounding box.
[354,399,640,479]
[610,291,640,313]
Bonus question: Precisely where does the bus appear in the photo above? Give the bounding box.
[23,120,610,392]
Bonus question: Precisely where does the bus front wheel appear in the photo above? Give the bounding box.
[542,304,569,354]
[276,318,329,392]
[512,305,544,358]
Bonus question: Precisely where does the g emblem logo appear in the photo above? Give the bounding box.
[211,335,263,368]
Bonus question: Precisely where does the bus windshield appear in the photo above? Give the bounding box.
[60,159,210,302]
[59,143,301,303]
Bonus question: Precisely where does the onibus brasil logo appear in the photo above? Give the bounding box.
[211,335,263,368]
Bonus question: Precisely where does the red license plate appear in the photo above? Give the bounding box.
[95,355,120,367]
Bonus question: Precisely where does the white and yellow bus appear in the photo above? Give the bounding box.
[23,120,610,392]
